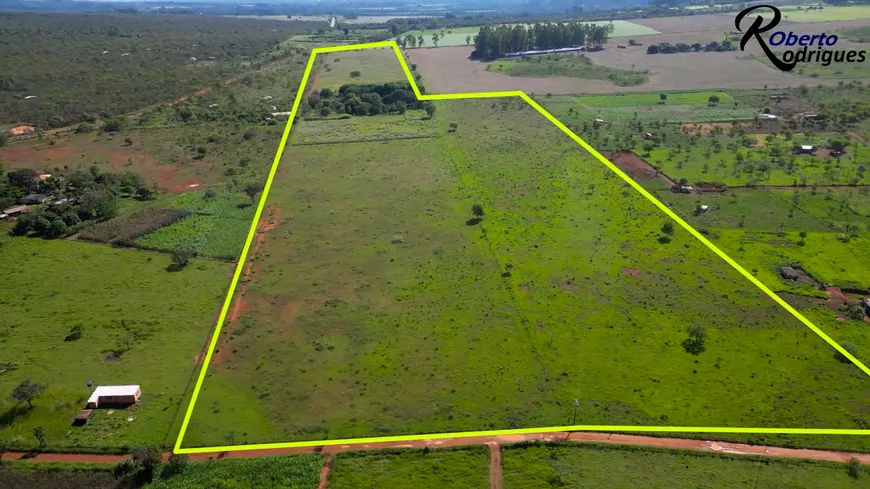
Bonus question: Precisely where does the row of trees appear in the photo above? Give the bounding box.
[646,40,736,54]
[473,22,615,59]
[307,83,433,117]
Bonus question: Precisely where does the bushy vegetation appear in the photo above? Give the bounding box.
[77,207,190,245]
[473,22,615,58]
[0,12,318,126]
[146,454,321,489]
[306,82,432,117]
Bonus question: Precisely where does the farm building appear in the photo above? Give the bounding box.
[797,145,816,154]
[86,385,141,409]
[780,266,799,280]
[19,193,50,205]
[504,46,585,58]
[3,205,27,216]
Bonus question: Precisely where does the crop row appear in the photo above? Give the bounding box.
[77,208,190,246]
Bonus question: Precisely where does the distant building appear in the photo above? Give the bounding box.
[19,194,50,205]
[797,145,816,154]
[3,205,28,216]
[780,266,799,280]
[86,385,141,409]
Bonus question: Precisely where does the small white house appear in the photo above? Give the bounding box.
[86,385,141,409]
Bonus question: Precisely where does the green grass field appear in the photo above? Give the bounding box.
[840,25,870,42]
[573,92,735,107]
[147,455,321,489]
[329,447,490,489]
[0,238,229,451]
[315,49,408,89]
[404,21,659,48]
[180,93,870,451]
[486,54,648,87]
[502,443,868,488]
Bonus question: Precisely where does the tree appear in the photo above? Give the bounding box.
[683,324,707,355]
[163,453,189,477]
[466,35,472,45]
[46,218,68,238]
[835,342,858,363]
[798,230,807,245]
[33,426,46,448]
[131,445,162,476]
[243,129,257,140]
[472,203,484,217]
[425,104,436,118]
[432,33,440,47]
[350,70,361,78]
[418,35,425,47]
[661,221,674,236]
[647,44,660,54]
[171,249,196,269]
[848,457,861,479]
[0,132,7,147]
[124,136,133,146]
[11,379,47,408]
[708,95,720,105]
[830,139,846,152]
[659,93,667,103]
[642,143,654,155]
[244,183,260,203]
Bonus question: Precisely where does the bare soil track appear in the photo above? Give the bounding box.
[5,432,870,465]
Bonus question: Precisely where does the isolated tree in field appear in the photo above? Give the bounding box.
[683,324,707,355]
[11,379,47,408]
[244,183,260,203]
[466,35,472,45]
[418,35,425,47]
[659,93,667,103]
[33,426,46,448]
[425,104,436,118]
[708,95,720,105]
[432,33,440,47]
[124,136,133,146]
[472,203,485,218]
[642,142,654,155]
[350,70,361,78]
[171,249,195,269]
[661,221,674,236]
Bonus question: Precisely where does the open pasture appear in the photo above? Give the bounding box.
[292,110,437,145]
[181,89,870,451]
[650,132,870,187]
[573,91,734,107]
[0,238,229,451]
[314,48,408,90]
[778,5,870,22]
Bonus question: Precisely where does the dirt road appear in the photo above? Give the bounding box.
[5,431,870,465]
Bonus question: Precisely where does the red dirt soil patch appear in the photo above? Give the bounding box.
[489,443,502,489]
[317,454,333,489]
[8,125,37,136]
[603,150,676,186]
[171,178,203,193]
[213,205,281,366]
[620,267,642,278]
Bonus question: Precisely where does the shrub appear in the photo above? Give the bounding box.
[78,208,190,245]
[162,453,189,477]
[350,70,362,78]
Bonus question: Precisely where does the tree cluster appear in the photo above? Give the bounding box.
[307,82,432,117]
[473,22,615,59]
[646,40,736,54]
[7,165,155,237]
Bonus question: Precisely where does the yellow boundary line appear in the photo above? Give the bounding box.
[173,41,870,454]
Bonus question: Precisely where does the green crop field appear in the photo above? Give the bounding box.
[573,91,735,107]
[329,447,490,489]
[403,20,659,48]
[292,110,438,145]
[147,455,321,489]
[502,443,869,488]
[753,54,870,79]
[180,91,870,452]
[135,191,256,260]
[777,5,870,22]
[0,238,230,451]
[487,54,648,87]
